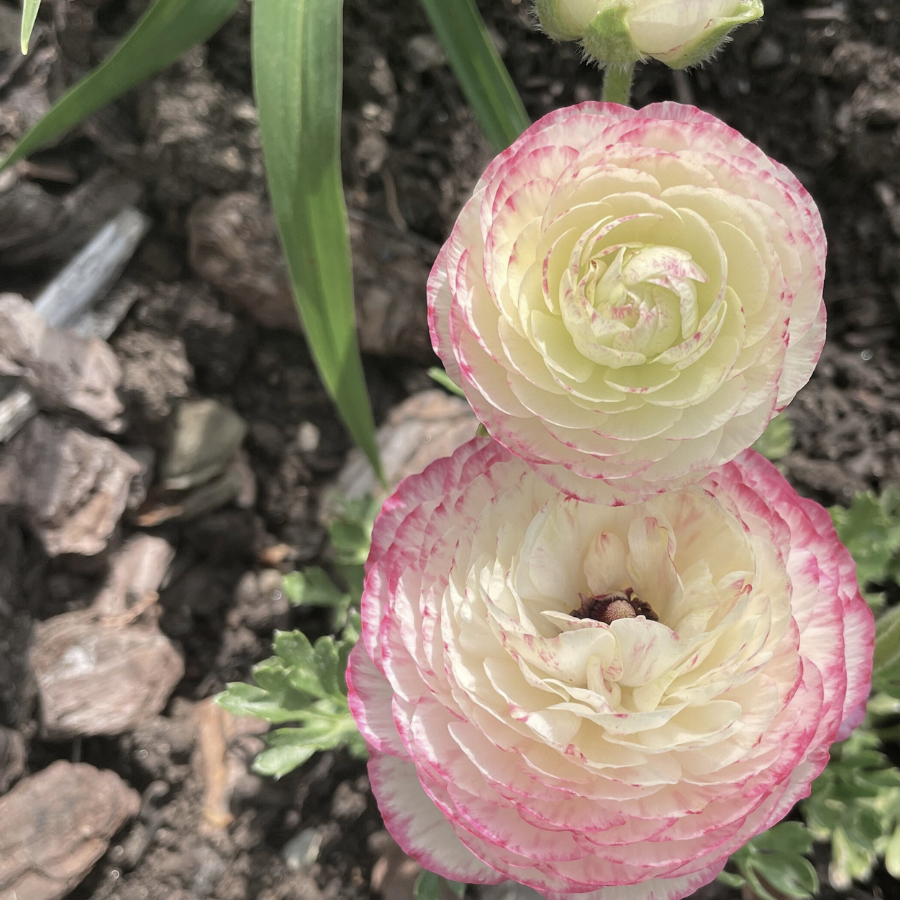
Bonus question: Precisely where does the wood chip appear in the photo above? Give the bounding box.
[0,761,139,900]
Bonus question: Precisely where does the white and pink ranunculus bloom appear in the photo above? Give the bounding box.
[534,1,764,69]
[428,103,826,503]
[347,437,873,900]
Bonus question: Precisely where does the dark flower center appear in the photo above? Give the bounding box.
[572,588,658,625]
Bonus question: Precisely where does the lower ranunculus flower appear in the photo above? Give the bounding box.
[347,438,874,900]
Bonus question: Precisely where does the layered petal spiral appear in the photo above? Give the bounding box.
[428,102,826,503]
[348,437,873,900]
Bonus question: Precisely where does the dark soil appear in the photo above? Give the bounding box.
[0,0,899,899]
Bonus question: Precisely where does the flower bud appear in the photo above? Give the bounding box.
[535,0,764,69]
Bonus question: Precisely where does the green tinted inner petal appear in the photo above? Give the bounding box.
[559,229,710,370]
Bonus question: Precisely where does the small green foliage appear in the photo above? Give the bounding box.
[830,487,900,609]
[874,604,900,700]
[282,494,378,630]
[217,615,366,778]
[328,494,379,568]
[803,728,900,887]
[428,367,465,398]
[414,870,467,900]
[218,496,377,778]
[283,567,353,631]
[752,413,794,463]
[721,822,818,900]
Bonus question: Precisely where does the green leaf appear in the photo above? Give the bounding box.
[801,725,900,889]
[885,823,900,878]
[729,823,818,900]
[759,854,818,898]
[830,488,900,607]
[253,740,318,778]
[284,568,345,607]
[252,0,382,482]
[874,604,900,696]
[328,494,379,568]
[2,0,241,170]
[20,0,41,54]
[428,367,465,398]
[716,871,744,889]
[751,822,814,856]
[216,621,364,777]
[284,567,354,631]
[752,413,794,462]
[418,0,529,152]
[414,871,467,900]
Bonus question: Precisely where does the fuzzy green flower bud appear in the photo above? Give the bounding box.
[535,0,764,69]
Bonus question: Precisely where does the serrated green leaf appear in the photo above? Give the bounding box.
[313,637,342,697]
[729,823,818,900]
[330,520,372,566]
[274,630,315,674]
[216,624,363,777]
[830,488,900,607]
[284,568,346,608]
[20,0,41,54]
[253,741,318,778]
[885,823,900,878]
[752,413,794,462]
[283,568,353,631]
[2,0,241,170]
[342,608,362,646]
[875,603,900,678]
[253,0,382,481]
[418,0,529,153]
[751,822,814,856]
[414,870,466,900]
[217,679,309,724]
[743,868,782,900]
[849,805,885,845]
[756,854,818,898]
[830,826,875,888]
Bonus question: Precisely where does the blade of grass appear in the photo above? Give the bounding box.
[2,0,241,170]
[20,0,41,54]
[418,0,529,152]
[252,0,383,481]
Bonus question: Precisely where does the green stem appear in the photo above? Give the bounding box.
[601,63,635,105]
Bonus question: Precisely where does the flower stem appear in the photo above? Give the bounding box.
[601,64,635,105]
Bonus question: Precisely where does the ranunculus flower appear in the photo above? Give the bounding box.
[428,102,826,503]
[534,0,764,69]
[348,437,873,900]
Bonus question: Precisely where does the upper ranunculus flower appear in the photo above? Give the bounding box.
[535,0,764,68]
[428,102,826,503]
[348,437,873,900]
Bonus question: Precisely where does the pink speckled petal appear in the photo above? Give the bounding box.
[368,752,506,884]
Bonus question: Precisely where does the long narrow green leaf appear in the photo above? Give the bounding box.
[20,0,41,54]
[418,0,529,152]
[252,0,383,480]
[2,0,241,170]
